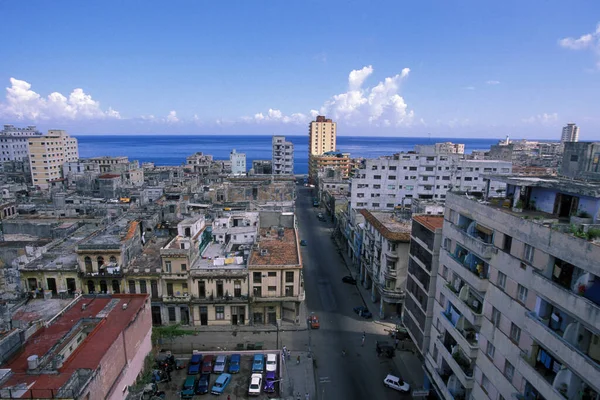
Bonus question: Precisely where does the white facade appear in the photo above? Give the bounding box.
[561,123,579,143]
[230,149,246,175]
[0,124,42,162]
[272,135,294,175]
[350,145,512,210]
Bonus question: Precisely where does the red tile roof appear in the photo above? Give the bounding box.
[413,215,444,232]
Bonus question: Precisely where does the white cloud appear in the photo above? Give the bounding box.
[486,80,500,85]
[0,78,121,120]
[251,108,309,124]
[166,110,179,123]
[463,86,476,90]
[522,113,559,124]
[348,65,373,90]
[558,23,600,67]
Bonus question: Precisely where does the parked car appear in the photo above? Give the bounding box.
[187,354,202,375]
[213,355,227,373]
[383,374,410,392]
[210,373,232,395]
[353,306,372,319]
[248,373,263,396]
[175,358,187,370]
[180,376,196,399]
[342,275,357,285]
[264,371,277,393]
[228,354,241,374]
[376,340,396,358]
[252,354,264,372]
[265,353,277,372]
[201,355,214,374]
[309,314,320,329]
[195,373,210,395]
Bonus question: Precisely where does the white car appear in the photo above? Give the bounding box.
[248,373,262,396]
[265,353,277,372]
[383,374,410,392]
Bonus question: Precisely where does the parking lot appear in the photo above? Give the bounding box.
[156,353,280,399]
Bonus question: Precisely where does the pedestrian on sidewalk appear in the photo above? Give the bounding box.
[361,332,366,347]
[296,355,300,365]
[287,349,291,360]
[305,392,310,400]
[394,338,399,349]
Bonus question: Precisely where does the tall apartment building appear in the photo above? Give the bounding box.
[230,149,247,175]
[28,129,79,189]
[404,215,444,355]
[425,176,600,400]
[0,124,42,162]
[561,141,600,182]
[309,151,352,182]
[561,123,579,143]
[272,135,294,174]
[308,115,337,182]
[350,145,512,210]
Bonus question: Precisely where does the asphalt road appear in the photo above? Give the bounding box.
[295,186,408,400]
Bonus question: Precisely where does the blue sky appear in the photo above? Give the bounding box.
[0,1,599,139]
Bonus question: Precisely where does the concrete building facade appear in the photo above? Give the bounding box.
[28,130,79,190]
[230,149,247,175]
[561,123,580,144]
[308,116,337,183]
[0,124,42,162]
[425,177,600,400]
[561,141,600,182]
[309,151,351,183]
[272,135,294,175]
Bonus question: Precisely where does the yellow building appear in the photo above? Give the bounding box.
[308,115,336,156]
[309,151,351,183]
[28,129,79,189]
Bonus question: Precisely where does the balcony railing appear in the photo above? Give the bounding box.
[440,310,479,355]
[439,339,474,386]
[449,222,497,259]
[442,282,483,326]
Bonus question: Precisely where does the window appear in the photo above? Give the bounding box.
[389,166,397,170]
[524,244,534,263]
[571,154,579,162]
[503,235,512,253]
[268,286,277,291]
[253,272,262,283]
[486,342,495,359]
[374,175,382,180]
[387,184,395,190]
[128,280,136,294]
[139,280,147,294]
[481,374,491,394]
[268,271,277,277]
[165,261,172,273]
[386,203,394,208]
[181,263,187,271]
[285,271,294,283]
[497,271,506,291]
[442,265,448,279]
[439,292,446,307]
[372,203,380,207]
[357,193,365,198]
[167,283,174,296]
[216,306,224,320]
[168,307,176,322]
[182,283,188,292]
[433,345,438,360]
[373,184,381,189]
[517,284,528,303]
[510,323,521,343]
[492,307,501,327]
[389,175,396,180]
[504,360,515,381]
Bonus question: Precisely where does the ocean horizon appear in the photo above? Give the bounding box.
[76,135,504,175]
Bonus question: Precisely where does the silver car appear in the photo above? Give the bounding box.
[213,355,227,373]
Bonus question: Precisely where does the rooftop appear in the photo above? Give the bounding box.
[193,242,248,270]
[489,174,600,198]
[248,228,300,267]
[359,209,412,242]
[1,294,148,395]
[126,237,170,274]
[413,215,444,231]
[78,219,139,248]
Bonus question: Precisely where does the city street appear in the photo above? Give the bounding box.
[295,186,410,400]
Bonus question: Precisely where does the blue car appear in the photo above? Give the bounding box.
[181,376,196,399]
[353,306,372,319]
[188,354,202,375]
[229,354,241,373]
[211,373,232,395]
[195,373,210,394]
[252,354,264,372]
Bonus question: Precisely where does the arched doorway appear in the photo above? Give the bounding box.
[99,280,107,293]
[84,256,92,273]
[112,280,120,294]
[87,280,95,293]
[109,255,117,265]
[97,256,104,269]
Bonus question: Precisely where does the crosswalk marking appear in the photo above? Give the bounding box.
[319,376,331,383]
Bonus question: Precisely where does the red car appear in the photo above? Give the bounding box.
[201,355,214,374]
[309,315,320,329]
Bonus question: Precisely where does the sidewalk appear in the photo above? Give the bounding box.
[331,235,425,390]
[280,351,316,400]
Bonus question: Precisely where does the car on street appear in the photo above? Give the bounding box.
[383,374,410,392]
[342,275,357,285]
[195,373,210,395]
[248,373,263,396]
[300,240,307,246]
[175,358,187,370]
[201,355,214,374]
[265,353,277,372]
[228,354,241,373]
[252,354,264,372]
[213,355,227,373]
[353,306,373,319]
[264,371,277,393]
[181,376,196,399]
[210,373,232,395]
[309,314,320,329]
[187,354,202,375]
[317,212,325,221]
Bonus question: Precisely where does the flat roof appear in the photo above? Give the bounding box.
[1,294,148,394]
[413,215,444,231]
[489,174,600,198]
[359,209,412,242]
[248,228,300,267]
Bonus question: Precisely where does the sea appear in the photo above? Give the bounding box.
[76,135,500,175]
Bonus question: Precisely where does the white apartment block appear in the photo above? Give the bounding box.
[0,124,42,162]
[350,145,512,210]
[272,135,294,174]
[230,149,246,175]
[28,129,79,190]
[561,123,579,144]
[425,176,600,400]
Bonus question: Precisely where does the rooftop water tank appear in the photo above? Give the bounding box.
[27,355,39,370]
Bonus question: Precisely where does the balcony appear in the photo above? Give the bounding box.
[163,293,191,303]
[375,281,405,302]
[383,267,397,279]
[79,268,123,278]
[441,282,483,326]
[524,312,600,385]
[447,222,496,259]
[425,355,463,400]
[250,292,304,302]
[442,250,489,292]
[518,351,573,400]
[437,338,474,388]
[531,270,600,332]
[438,307,479,358]
[192,294,248,303]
